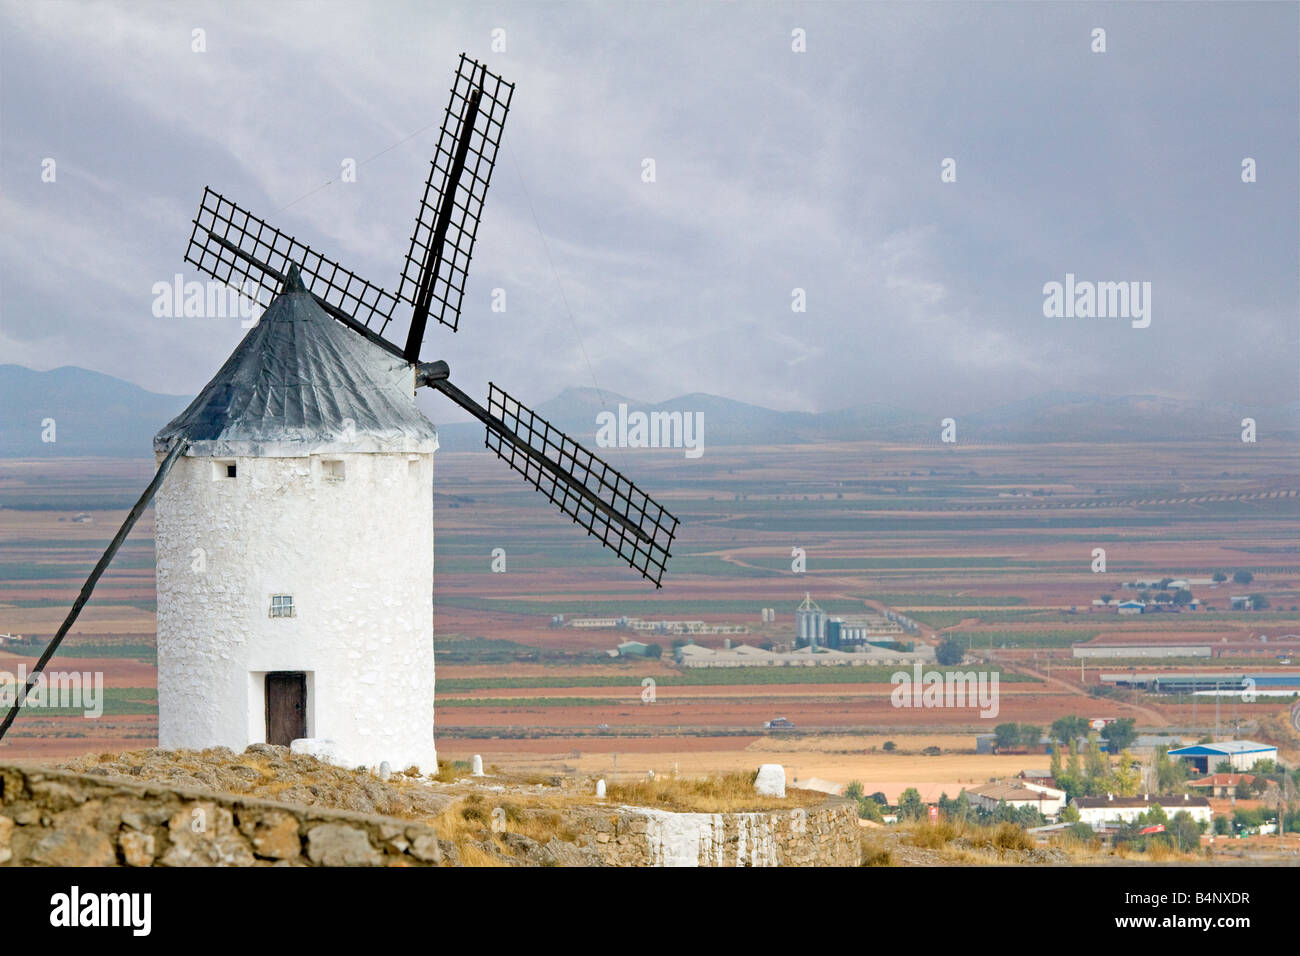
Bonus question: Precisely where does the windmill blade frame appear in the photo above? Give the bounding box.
[483,383,679,587]
[398,54,514,343]
[185,187,403,339]
[418,368,678,586]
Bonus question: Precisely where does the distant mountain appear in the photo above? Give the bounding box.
[436,386,1299,449]
[0,365,190,457]
[963,391,1300,443]
[432,386,923,450]
[2,365,1296,457]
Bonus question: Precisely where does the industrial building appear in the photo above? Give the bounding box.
[676,641,934,669]
[1074,641,1212,659]
[1167,740,1278,774]
[1101,672,1300,695]
[795,593,828,645]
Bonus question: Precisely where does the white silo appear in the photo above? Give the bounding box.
[152,268,438,772]
[796,592,825,646]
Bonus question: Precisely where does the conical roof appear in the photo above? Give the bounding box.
[154,267,438,457]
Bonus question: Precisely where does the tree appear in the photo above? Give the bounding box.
[1141,803,1169,825]
[898,787,926,820]
[1249,594,1270,611]
[1052,715,1089,745]
[1173,588,1193,606]
[935,638,964,666]
[857,797,884,822]
[1084,734,1108,788]
[644,643,663,659]
[844,781,864,801]
[1020,724,1043,751]
[1233,570,1254,585]
[1105,750,1142,797]
[1155,746,1191,792]
[994,723,1022,751]
[1102,717,1137,752]
[1213,571,1228,583]
[1060,803,1081,823]
[1168,811,1203,852]
[882,741,896,753]
[1100,594,1113,605]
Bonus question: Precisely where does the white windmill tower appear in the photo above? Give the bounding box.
[0,56,679,767]
[151,266,439,770]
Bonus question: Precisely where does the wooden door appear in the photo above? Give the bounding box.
[265,672,307,745]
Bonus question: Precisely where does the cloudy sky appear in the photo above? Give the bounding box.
[1,1,1296,421]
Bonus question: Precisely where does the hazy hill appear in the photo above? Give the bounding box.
[0,365,190,457]
[2,365,1295,456]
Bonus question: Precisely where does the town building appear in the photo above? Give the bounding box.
[1070,794,1213,826]
[967,781,1067,817]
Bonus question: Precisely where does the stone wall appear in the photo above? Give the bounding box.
[0,765,444,867]
[0,764,863,867]
[562,802,861,866]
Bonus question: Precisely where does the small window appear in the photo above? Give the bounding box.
[408,458,420,479]
[321,459,345,481]
[214,460,237,480]
[269,594,295,618]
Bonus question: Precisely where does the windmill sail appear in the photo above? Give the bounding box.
[179,54,677,588]
[185,187,403,340]
[483,384,679,587]
[398,54,514,340]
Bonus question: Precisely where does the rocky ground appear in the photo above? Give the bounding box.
[60,745,461,820]
[54,746,842,866]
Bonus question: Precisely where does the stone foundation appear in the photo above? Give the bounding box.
[562,802,861,866]
[0,765,444,867]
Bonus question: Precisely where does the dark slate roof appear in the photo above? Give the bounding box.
[154,267,437,457]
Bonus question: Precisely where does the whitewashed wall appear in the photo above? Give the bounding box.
[154,450,436,772]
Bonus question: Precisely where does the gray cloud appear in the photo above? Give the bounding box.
[2,0,1295,424]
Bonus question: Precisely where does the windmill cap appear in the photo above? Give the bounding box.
[280,263,308,295]
[153,271,438,458]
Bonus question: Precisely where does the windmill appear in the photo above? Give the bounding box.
[0,55,679,764]
[184,54,679,586]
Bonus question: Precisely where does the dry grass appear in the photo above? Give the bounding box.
[1114,840,1201,863]
[605,771,826,813]
[859,832,892,866]
[904,819,1035,853]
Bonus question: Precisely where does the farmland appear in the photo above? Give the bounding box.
[1,437,1299,792]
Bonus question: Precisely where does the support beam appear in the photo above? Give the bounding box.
[0,439,190,743]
